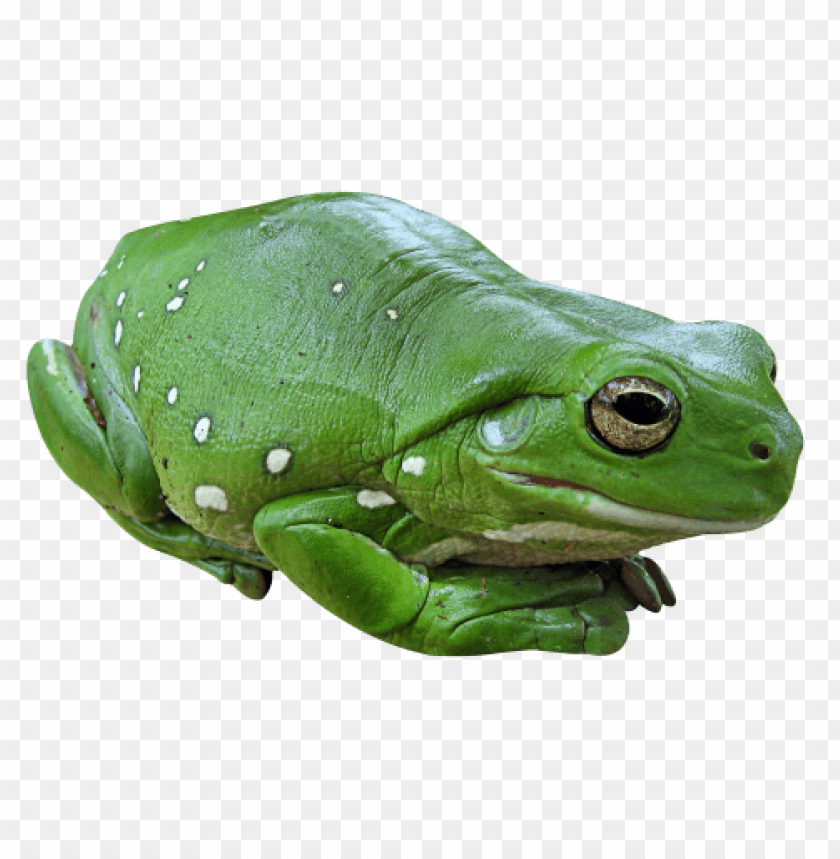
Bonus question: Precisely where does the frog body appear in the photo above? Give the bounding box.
[28,192,802,655]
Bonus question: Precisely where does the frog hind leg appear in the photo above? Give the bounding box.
[27,338,272,599]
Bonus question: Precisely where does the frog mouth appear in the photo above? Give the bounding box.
[489,468,776,535]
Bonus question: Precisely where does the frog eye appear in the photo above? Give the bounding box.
[770,357,777,384]
[587,376,680,453]
[479,397,539,452]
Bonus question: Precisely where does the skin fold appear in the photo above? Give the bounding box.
[27,193,803,655]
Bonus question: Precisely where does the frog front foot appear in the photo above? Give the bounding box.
[385,563,636,657]
[251,490,676,656]
[393,556,677,657]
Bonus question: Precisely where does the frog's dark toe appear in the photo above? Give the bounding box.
[232,564,273,600]
[642,556,677,607]
[200,558,273,600]
[620,557,663,613]
[619,556,677,612]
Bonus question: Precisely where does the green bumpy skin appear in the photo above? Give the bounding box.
[27,192,803,656]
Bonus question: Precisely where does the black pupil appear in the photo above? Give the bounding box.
[614,392,666,426]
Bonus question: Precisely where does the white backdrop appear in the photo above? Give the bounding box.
[3,3,835,857]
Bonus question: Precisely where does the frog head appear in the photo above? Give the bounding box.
[390,318,803,562]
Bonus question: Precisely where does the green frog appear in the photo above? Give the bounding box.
[27,192,803,655]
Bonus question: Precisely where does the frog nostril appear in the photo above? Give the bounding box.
[749,441,771,461]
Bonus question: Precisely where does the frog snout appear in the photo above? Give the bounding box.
[721,417,801,519]
[743,417,803,478]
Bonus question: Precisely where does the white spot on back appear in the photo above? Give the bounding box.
[132,365,141,393]
[193,416,211,443]
[116,291,126,307]
[402,456,426,476]
[117,255,125,269]
[332,281,345,294]
[167,387,178,405]
[98,269,108,279]
[196,260,206,272]
[137,311,144,318]
[266,447,292,473]
[177,278,189,290]
[357,490,396,509]
[166,296,184,312]
[114,320,123,346]
[194,485,228,512]
[385,308,400,320]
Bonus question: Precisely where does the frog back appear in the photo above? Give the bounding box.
[71,192,671,551]
[69,194,526,547]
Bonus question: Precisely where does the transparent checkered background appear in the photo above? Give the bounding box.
[2,3,836,857]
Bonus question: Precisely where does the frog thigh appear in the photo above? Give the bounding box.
[27,339,271,599]
[253,489,431,638]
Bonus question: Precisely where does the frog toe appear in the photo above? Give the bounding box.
[190,558,272,599]
[231,562,272,600]
[640,556,677,607]
[620,556,663,613]
[620,555,677,612]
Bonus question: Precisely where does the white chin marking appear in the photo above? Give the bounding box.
[583,493,775,535]
[414,525,662,566]
[493,469,775,535]
[483,520,632,545]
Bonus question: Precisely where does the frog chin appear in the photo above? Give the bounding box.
[489,468,777,536]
